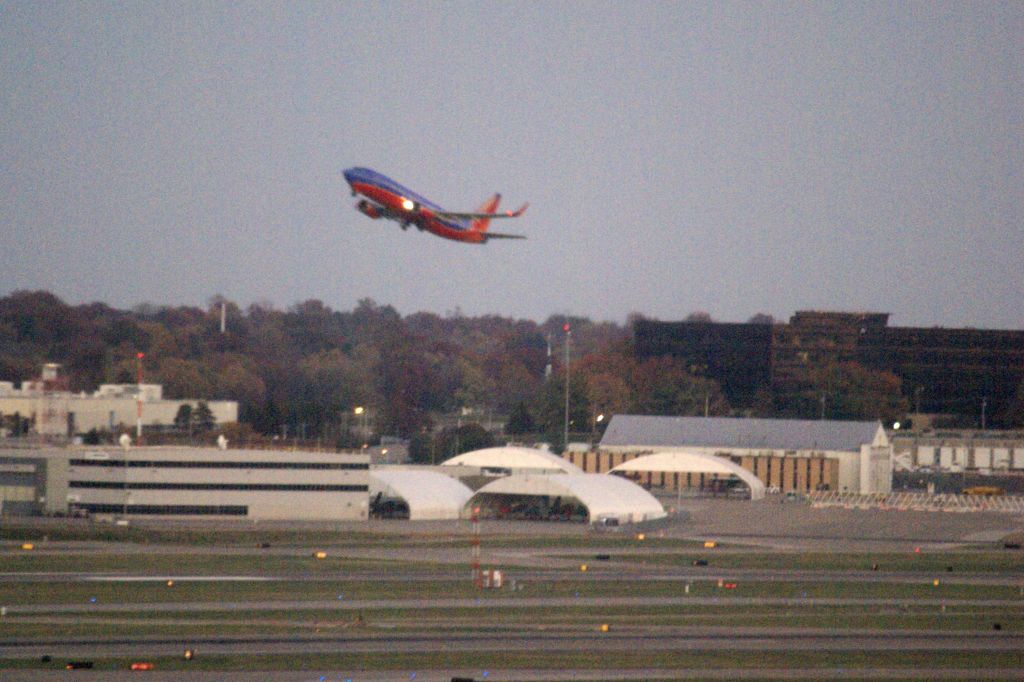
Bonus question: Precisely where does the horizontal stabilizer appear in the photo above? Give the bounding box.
[435,203,528,221]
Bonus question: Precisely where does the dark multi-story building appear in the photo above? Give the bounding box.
[634,312,1024,425]
[632,319,773,407]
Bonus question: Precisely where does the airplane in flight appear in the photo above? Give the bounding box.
[342,167,528,244]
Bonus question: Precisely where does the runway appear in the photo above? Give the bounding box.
[2,500,1022,680]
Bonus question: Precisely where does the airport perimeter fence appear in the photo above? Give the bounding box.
[808,490,1024,513]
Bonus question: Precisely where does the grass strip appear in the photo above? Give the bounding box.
[1,574,1019,606]
[1,525,704,549]
[2,610,1020,640]
[565,550,1024,573]
[2,648,1022,672]
[0,552,413,575]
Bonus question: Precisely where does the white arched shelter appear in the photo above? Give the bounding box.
[469,473,666,524]
[442,447,582,474]
[610,451,766,500]
[370,470,474,520]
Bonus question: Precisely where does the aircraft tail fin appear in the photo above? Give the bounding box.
[470,194,502,233]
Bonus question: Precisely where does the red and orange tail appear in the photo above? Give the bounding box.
[470,193,502,234]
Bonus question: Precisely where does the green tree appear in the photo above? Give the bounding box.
[407,431,436,464]
[532,373,591,450]
[293,348,377,440]
[155,358,215,400]
[437,422,494,459]
[193,401,216,431]
[452,358,495,413]
[505,400,535,436]
[173,404,193,431]
[212,356,267,408]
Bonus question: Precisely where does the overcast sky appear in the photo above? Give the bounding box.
[2,2,1021,329]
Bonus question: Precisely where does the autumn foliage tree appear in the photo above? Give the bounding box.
[800,361,909,422]
[628,356,729,416]
[5,290,936,447]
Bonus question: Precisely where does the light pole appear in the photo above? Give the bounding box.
[592,413,605,448]
[563,324,571,450]
[118,432,131,519]
[354,406,365,449]
[135,352,144,441]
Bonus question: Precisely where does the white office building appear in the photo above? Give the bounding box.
[0,365,237,437]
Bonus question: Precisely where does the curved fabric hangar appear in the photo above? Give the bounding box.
[369,469,474,520]
[441,446,583,474]
[609,451,766,501]
[468,473,665,525]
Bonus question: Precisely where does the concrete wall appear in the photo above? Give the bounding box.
[0,395,238,436]
[1,446,369,521]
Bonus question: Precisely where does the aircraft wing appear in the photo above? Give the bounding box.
[482,231,527,240]
[434,203,529,220]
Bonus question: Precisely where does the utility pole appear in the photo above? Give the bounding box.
[455,411,462,456]
[981,397,987,430]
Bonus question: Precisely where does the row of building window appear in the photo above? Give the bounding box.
[70,481,369,492]
[72,503,247,516]
[70,459,369,470]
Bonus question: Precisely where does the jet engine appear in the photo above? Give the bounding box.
[356,200,382,219]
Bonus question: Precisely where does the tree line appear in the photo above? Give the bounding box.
[2,290,982,454]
